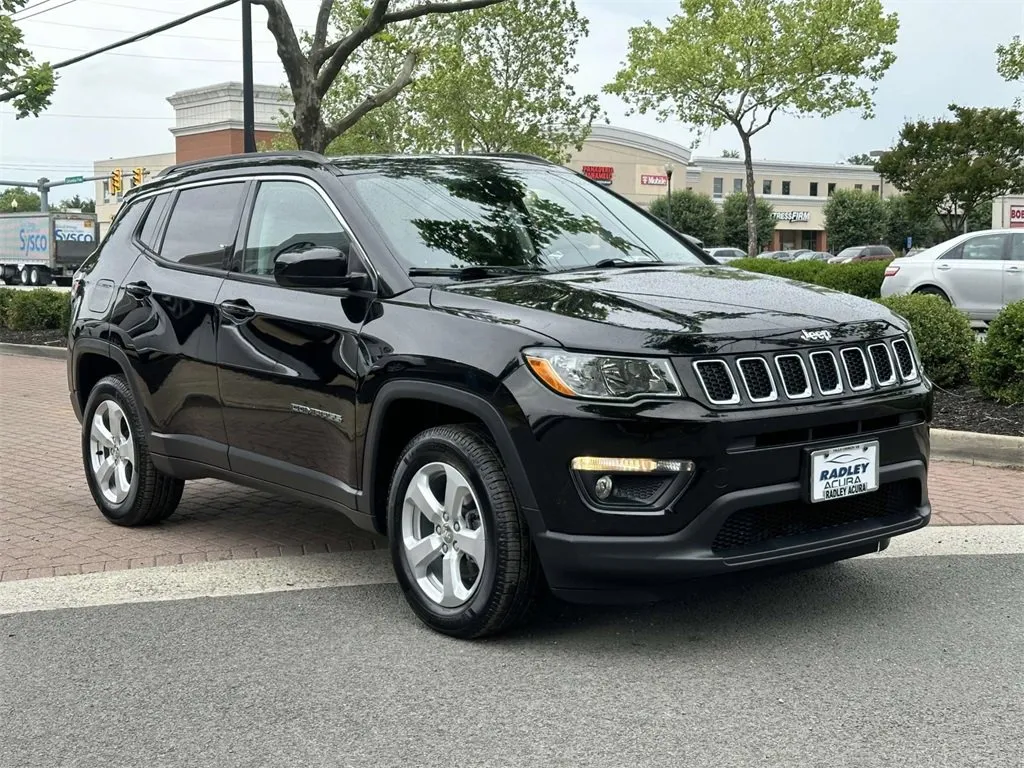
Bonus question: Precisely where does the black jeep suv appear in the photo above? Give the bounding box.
[68,151,932,637]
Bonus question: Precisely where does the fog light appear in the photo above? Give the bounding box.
[571,457,688,473]
[594,475,613,500]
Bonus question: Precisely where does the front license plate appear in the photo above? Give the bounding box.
[810,441,880,503]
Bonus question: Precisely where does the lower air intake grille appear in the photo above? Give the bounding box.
[694,360,738,404]
[711,480,919,554]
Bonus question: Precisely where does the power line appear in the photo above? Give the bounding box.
[14,0,78,21]
[1,110,173,120]
[78,0,241,22]
[21,17,277,43]
[31,42,283,65]
[12,0,68,18]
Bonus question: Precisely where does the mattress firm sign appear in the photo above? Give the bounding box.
[773,211,811,223]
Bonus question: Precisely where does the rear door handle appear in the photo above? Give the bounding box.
[936,264,951,271]
[218,298,256,323]
[1007,265,1022,272]
[124,281,152,299]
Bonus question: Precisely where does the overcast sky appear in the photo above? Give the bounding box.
[1,0,1022,203]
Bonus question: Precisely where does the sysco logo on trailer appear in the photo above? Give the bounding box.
[19,226,48,253]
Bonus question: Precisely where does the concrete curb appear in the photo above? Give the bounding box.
[1,343,1019,467]
[0,342,68,360]
[931,428,1023,469]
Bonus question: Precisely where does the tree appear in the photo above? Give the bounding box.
[409,0,601,160]
[720,191,775,251]
[846,153,874,166]
[251,0,507,153]
[875,104,1024,236]
[56,195,95,213]
[882,195,940,252]
[606,0,898,257]
[0,186,41,212]
[0,1,56,117]
[824,188,885,252]
[996,35,1023,82]
[649,190,721,244]
[721,149,739,158]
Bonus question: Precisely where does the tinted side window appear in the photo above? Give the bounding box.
[101,199,148,255]
[1011,233,1024,261]
[160,183,246,269]
[242,181,345,276]
[137,192,172,252]
[961,234,1007,261]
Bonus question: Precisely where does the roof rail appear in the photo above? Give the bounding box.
[154,149,329,178]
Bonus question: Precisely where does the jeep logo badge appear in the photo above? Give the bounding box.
[801,329,832,342]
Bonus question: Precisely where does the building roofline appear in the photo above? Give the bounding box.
[586,124,692,166]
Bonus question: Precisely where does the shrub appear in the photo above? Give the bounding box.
[731,258,889,298]
[0,287,14,329]
[5,289,71,332]
[972,300,1024,404]
[649,190,721,245]
[877,294,975,388]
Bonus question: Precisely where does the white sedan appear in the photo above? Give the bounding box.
[880,229,1024,322]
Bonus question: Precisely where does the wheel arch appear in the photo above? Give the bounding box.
[72,339,153,435]
[360,381,540,536]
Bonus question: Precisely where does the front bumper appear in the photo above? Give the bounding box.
[534,459,929,601]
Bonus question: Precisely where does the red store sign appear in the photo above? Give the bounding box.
[582,165,614,184]
[1010,204,1024,228]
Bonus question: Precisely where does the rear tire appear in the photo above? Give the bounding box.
[388,425,540,639]
[914,285,950,303]
[82,375,184,526]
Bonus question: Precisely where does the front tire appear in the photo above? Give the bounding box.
[82,375,184,526]
[388,425,540,638]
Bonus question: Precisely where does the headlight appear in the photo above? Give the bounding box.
[523,348,683,400]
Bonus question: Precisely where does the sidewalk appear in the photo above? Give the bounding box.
[2,353,1021,582]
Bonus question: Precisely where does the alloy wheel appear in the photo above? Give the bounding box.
[400,461,487,608]
[89,399,136,504]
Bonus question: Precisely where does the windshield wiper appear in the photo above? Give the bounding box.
[407,265,549,280]
[562,258,661,271]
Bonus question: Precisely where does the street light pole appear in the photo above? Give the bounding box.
[665,162,674,228]
[241,0,256,153]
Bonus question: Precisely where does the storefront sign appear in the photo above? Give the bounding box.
[640,174,668,186]
[582,165,614,185]
[773,211,811,223]
[1010,204,1024,228]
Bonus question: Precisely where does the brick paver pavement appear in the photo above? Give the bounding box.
[1,353,1021,582]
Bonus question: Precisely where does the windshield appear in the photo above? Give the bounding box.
[344,159,706,272]
[836,247,861,259]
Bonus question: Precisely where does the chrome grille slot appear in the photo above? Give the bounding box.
[809,351,843,395]
[693,360,740,404]
[891,339,917,381]
[868,343,897,386]
[774,355,811,399]
[737,357,777,402]
[841,348,871,391]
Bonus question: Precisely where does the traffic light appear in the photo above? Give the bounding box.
[132,167,144,186]
[110,168,122,195]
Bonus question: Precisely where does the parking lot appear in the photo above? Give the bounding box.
[1,352,1021,582]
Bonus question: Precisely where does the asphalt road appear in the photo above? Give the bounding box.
[2,551,1022,768]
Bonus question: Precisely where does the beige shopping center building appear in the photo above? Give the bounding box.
[565,125,894,252]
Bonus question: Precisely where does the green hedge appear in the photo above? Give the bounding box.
[877,294,975,388]
[0,288,71,333]
[972,300,1024,404]
[731,258,890,299]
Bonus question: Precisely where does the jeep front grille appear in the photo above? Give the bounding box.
[690,336,917,408]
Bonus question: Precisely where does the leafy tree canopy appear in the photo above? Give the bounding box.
[876,104,1024,236]
[649,190,721,245]
[56,194,95,213]
[823,188,886,252]
[846,153,875,166]
[996,35,1023,82]
[605,0,898,256]
[720,191,775,250]
[0,0,56,117]
[0,186,41,212]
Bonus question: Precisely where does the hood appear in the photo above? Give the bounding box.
[429,265,903,355]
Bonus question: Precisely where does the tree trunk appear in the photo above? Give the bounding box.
[740,132,758,257]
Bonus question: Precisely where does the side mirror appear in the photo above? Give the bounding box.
[273,238,364,290]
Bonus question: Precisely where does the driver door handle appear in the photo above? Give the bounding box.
[218,298,256,323]
[124,281,152,299]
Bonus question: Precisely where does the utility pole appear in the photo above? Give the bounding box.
[38,177,50,213]
[242,0,256,153]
